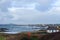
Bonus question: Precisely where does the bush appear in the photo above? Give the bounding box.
[30,36,39,40]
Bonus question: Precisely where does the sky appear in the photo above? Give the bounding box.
[0,0,60,24]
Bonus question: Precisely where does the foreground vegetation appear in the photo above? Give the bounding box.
[0,32,45,40]
[0,36,6,40]
[0,32,60,40]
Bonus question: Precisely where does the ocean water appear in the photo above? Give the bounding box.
[0,25,40,34]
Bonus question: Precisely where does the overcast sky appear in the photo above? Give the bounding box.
[0,0,60,24]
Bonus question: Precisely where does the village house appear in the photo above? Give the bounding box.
[46,27,59,33]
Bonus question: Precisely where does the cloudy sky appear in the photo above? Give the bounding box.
[0,0,60,24]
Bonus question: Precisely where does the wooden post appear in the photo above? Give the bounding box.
[27,32,31,40]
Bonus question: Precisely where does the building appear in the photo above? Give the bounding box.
[46,27,59,33]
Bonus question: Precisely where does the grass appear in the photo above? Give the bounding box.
[0,32,45,40]
[0,36,6,40]
[30,36,39,40]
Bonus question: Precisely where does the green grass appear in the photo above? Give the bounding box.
[30,36,39,40]
[0,36,6,40]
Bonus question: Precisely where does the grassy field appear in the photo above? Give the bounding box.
[0,36,6,40]
[0,32,46,40]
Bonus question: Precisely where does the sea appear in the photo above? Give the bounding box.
[0,25,41,34]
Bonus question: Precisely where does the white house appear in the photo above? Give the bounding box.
[46,27,59,33]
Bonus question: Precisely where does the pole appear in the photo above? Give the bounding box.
[27,32,31,40]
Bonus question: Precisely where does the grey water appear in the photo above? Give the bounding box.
[0,25,41,34]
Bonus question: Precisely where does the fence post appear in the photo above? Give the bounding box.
[27,32,31,40]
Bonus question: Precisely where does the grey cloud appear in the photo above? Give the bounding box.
[0,0,60,24]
